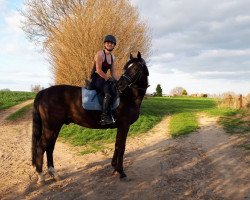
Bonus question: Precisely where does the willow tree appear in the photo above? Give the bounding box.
[21,0,151,86]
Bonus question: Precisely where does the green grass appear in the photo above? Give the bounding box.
[0,91,35,110]
[80,144,107,155]
[170,112,199,137]
[6,103,33,121]
[59,97,249,154]
[244,143,250,150]
[1,91,246,153]
[217,109,250,134]
[59,97,222,153]
[141,97,216,136]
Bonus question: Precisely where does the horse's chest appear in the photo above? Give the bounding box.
[128,107,140,124]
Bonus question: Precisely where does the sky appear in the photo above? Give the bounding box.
[0,0,250,95]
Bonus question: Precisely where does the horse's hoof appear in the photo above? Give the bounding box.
[119,172,127,179]
[37,173,45,186]
[48,167,61,181]
[112,169,119,175]
[49,173,62,181]
[37,180,45,186]
[53,175,62,181]
[120,176,130,182]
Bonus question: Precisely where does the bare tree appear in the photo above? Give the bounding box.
[170,87,185,96]
[21,0,151,86]
[31,84,44,93]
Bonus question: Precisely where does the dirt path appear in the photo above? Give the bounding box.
[0,99,34,125]
[0,102,249,200]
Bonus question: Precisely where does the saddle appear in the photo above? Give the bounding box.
[82,81,119,111]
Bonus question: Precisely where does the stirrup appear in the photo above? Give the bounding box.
[111,115,116,123]
[100,114,114,125]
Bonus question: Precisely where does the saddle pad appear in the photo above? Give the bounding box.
[82,87,120,111]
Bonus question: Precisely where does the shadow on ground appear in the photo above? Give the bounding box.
[5,128,248,200]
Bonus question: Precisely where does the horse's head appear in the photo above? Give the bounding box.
[117,51,149,94]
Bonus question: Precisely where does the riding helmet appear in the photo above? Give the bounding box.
[104,35,116,45]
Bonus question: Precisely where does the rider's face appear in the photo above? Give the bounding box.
[104,42,115,51]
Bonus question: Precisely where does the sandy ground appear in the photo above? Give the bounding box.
[0,101,249,200]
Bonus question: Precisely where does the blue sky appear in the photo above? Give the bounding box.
[0,0,250,95]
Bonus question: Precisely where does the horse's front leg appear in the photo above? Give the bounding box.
[112,125,129,179]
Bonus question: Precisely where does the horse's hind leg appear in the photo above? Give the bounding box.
[35,136,47,185]
[45,128,61,181]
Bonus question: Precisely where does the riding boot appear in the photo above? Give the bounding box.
[100,94,114,125]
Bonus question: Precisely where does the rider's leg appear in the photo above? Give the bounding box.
[100,82,114,125]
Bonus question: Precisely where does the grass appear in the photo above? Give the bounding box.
[79,144,107,155]
[59,97,224,153]
[244,143,250,150]
[6,103,33,121]
[217,109,250,134]
[1,91,248,153]
[170,112,199,137]
[59,96,249,154]
[0,91,35,110]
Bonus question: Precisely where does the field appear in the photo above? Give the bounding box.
[1,91,249,153]
[0,91,35,110]
[0,92,248,141]
[0,91,249,199]
[59,96,249,153]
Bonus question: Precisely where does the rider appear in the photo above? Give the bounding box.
[90,35,118,125]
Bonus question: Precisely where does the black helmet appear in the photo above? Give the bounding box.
[104,35,116,45]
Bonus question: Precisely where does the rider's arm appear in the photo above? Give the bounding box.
[95,51,109,81]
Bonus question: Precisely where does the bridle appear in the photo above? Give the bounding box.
[118,61,149,94]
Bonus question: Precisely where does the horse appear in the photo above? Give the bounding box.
[32,51,149,185]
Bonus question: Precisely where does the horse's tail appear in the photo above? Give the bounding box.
[32,90,44,166]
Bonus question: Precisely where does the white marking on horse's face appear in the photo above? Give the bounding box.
[128,63,133,69]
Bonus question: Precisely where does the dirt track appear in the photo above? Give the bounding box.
[0,101,249,200]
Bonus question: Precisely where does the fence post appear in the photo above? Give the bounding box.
[228,95,233,108]
[238,94,243,109]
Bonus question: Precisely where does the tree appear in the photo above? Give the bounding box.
[170,87,185,96]
[31,84,44,93]
[155,84,162,96]
[21,0,151,86]
[182,89,188,96]
[0,88,10,91]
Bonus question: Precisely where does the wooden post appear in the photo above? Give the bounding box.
[228,95,233,108]
[238,94,243,109]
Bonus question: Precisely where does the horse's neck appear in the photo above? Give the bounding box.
[121,88,145,106]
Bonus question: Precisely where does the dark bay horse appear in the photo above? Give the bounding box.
[32,52,149,184]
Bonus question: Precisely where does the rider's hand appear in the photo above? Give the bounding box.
[107,77,117,84]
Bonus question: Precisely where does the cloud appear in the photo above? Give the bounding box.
[131,0,250,84]
[4,10,23,35]
[0,2,47,61]
[0,0,7,12]
[0,1,50,92]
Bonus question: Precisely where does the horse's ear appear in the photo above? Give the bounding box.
[137,51,142,60]
[130,53,133,60]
